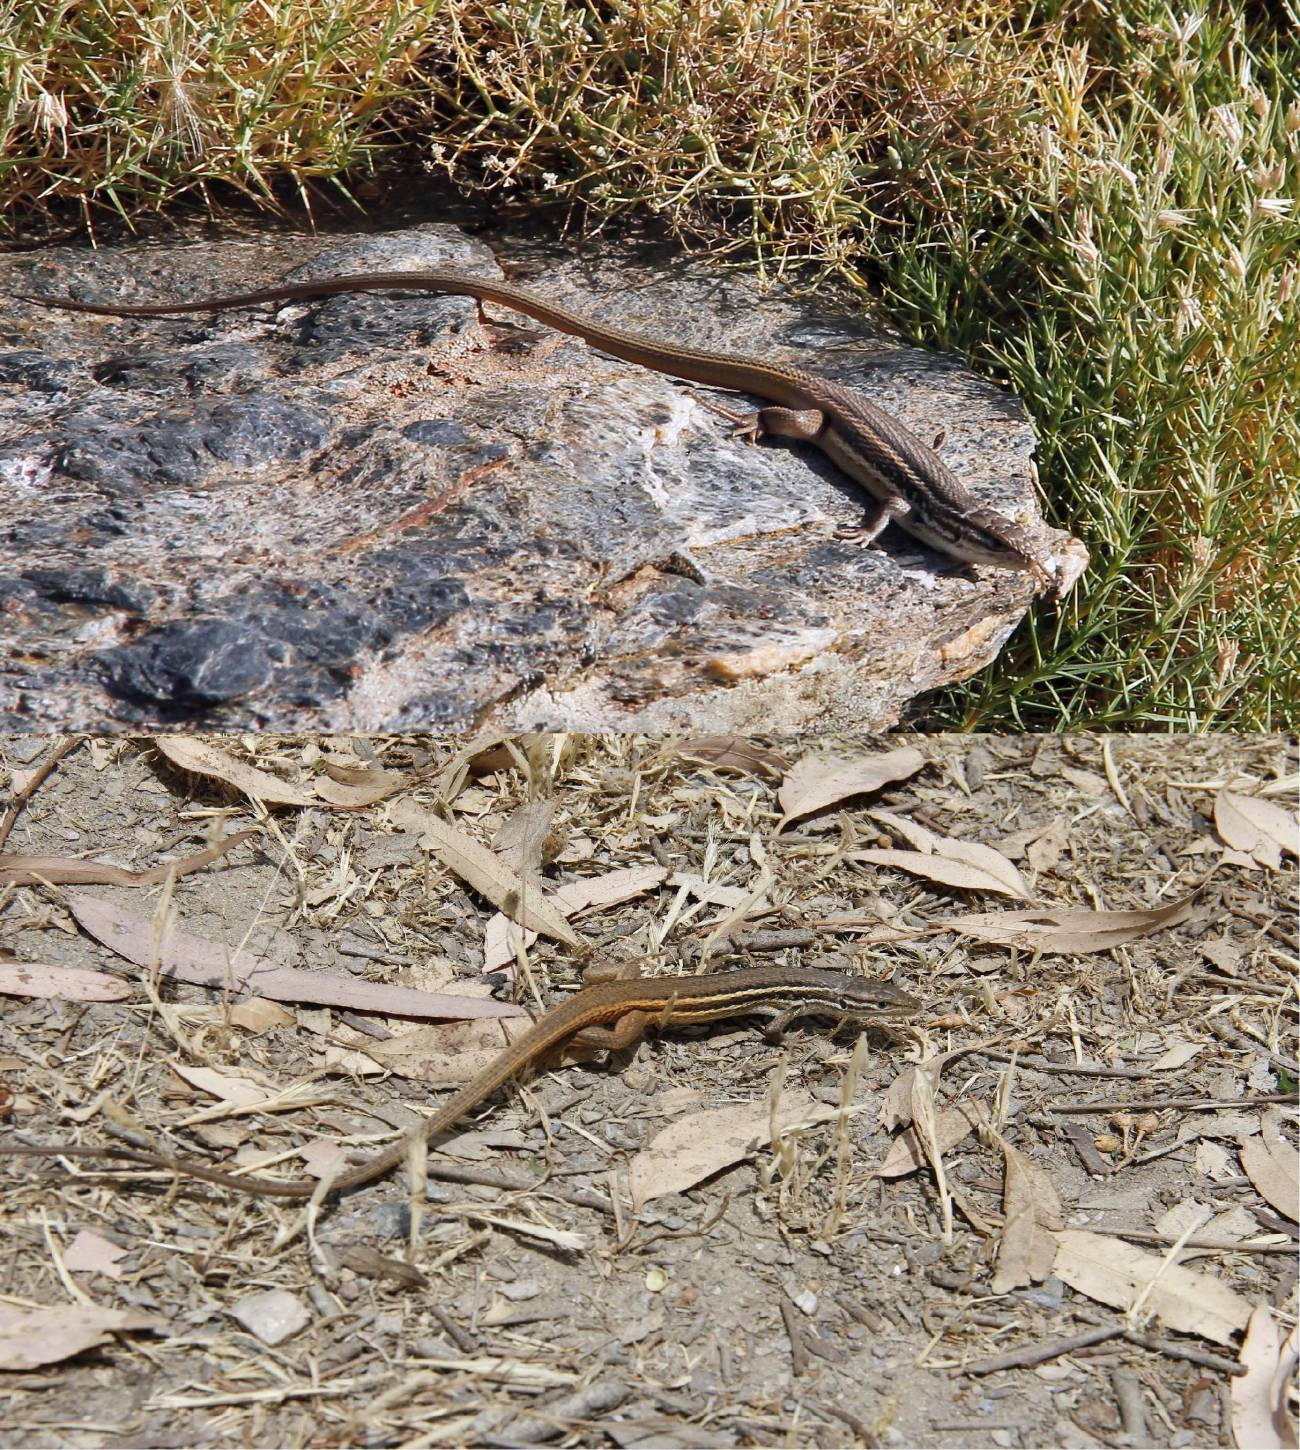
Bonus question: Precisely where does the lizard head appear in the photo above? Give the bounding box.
[957,507,1059,592]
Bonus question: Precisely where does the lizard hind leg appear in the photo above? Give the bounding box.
[690,392,826,447]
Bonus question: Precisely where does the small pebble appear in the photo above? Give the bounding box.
[230,1288,309,1346]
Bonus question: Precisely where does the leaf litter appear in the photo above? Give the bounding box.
[0,732,1295,1447]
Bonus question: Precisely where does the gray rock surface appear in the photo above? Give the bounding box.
[0,222,1084,730]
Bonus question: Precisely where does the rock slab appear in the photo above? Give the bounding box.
[0,222,1084,731]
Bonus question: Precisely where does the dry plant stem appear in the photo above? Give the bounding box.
[429,1304,476,1355]
[0,736,80,851]
[487,1379,631,1447]
[958,1324,1123,1375]
[1203,1016,1300,1078]
[977,1050,1154,1082]
[0,1140,614,1215]
[415,1161,613,1215]
[1111,1368,1148,1443]
[1106,1230,1296,1255]
[1074,1310,1250,1377]
[1119,1330,1247,1378]
[815,1401,881,1448]
[1044,1093,1295,1113]
[779,1298,811,1377]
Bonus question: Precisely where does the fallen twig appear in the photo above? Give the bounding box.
[957,1324,1122,1375]
[1045,1093,1295,1113]
[780,1298,811,1377]
[0,736,81,851]
[978,1050,1153,1081]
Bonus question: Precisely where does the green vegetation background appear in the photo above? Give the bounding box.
[3,0,1296,729]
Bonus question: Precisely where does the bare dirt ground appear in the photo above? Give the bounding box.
[0,733,1295,1448]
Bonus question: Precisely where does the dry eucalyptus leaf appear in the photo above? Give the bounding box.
[629,1092,834,1211]
[493,799,558,875]
[1200,938,1244,974]
[776,746,925,830]
[553,865,669,917]
[1240,1112,1300,1221]
[1154,1199,1213,1241]
[390,798,580,947]
[852,847,1032,901]
[0,961,129,1002]
[1150,1038,1203,1072]
[666,873,753,909]
[1200,1206,1267,1249]
[858,810,1032,898]
[0,829,256,886]
[63,1229,130,1281]
[867,808,940,852]
[877,1100,984,1178]
[933,893,1197,954]
[0,1304,162,1370]
[676,737,789,777]
[228,998,294,1034]
[433,731,515,804]
[298,1140,351,1180]
[361,1017,532,1085]
[1052,1229,1253,1345]
[1059,766,1110,797]
[874,1048,979,1135]
[991,1141,1064,1292]
[152,737,321,807]
[314,763,414,807]
[1026,818,1070,874]
[877,1064,920,1133]
[482,866,669,971]
[1233,1306,1299,1450]
[482,912,538,971]
[68,893,528,1023]
[1215,791,1299,870]
[331,1245,426,1288]
[169,1063,272,1107]
[1196,1139,1237,1182]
